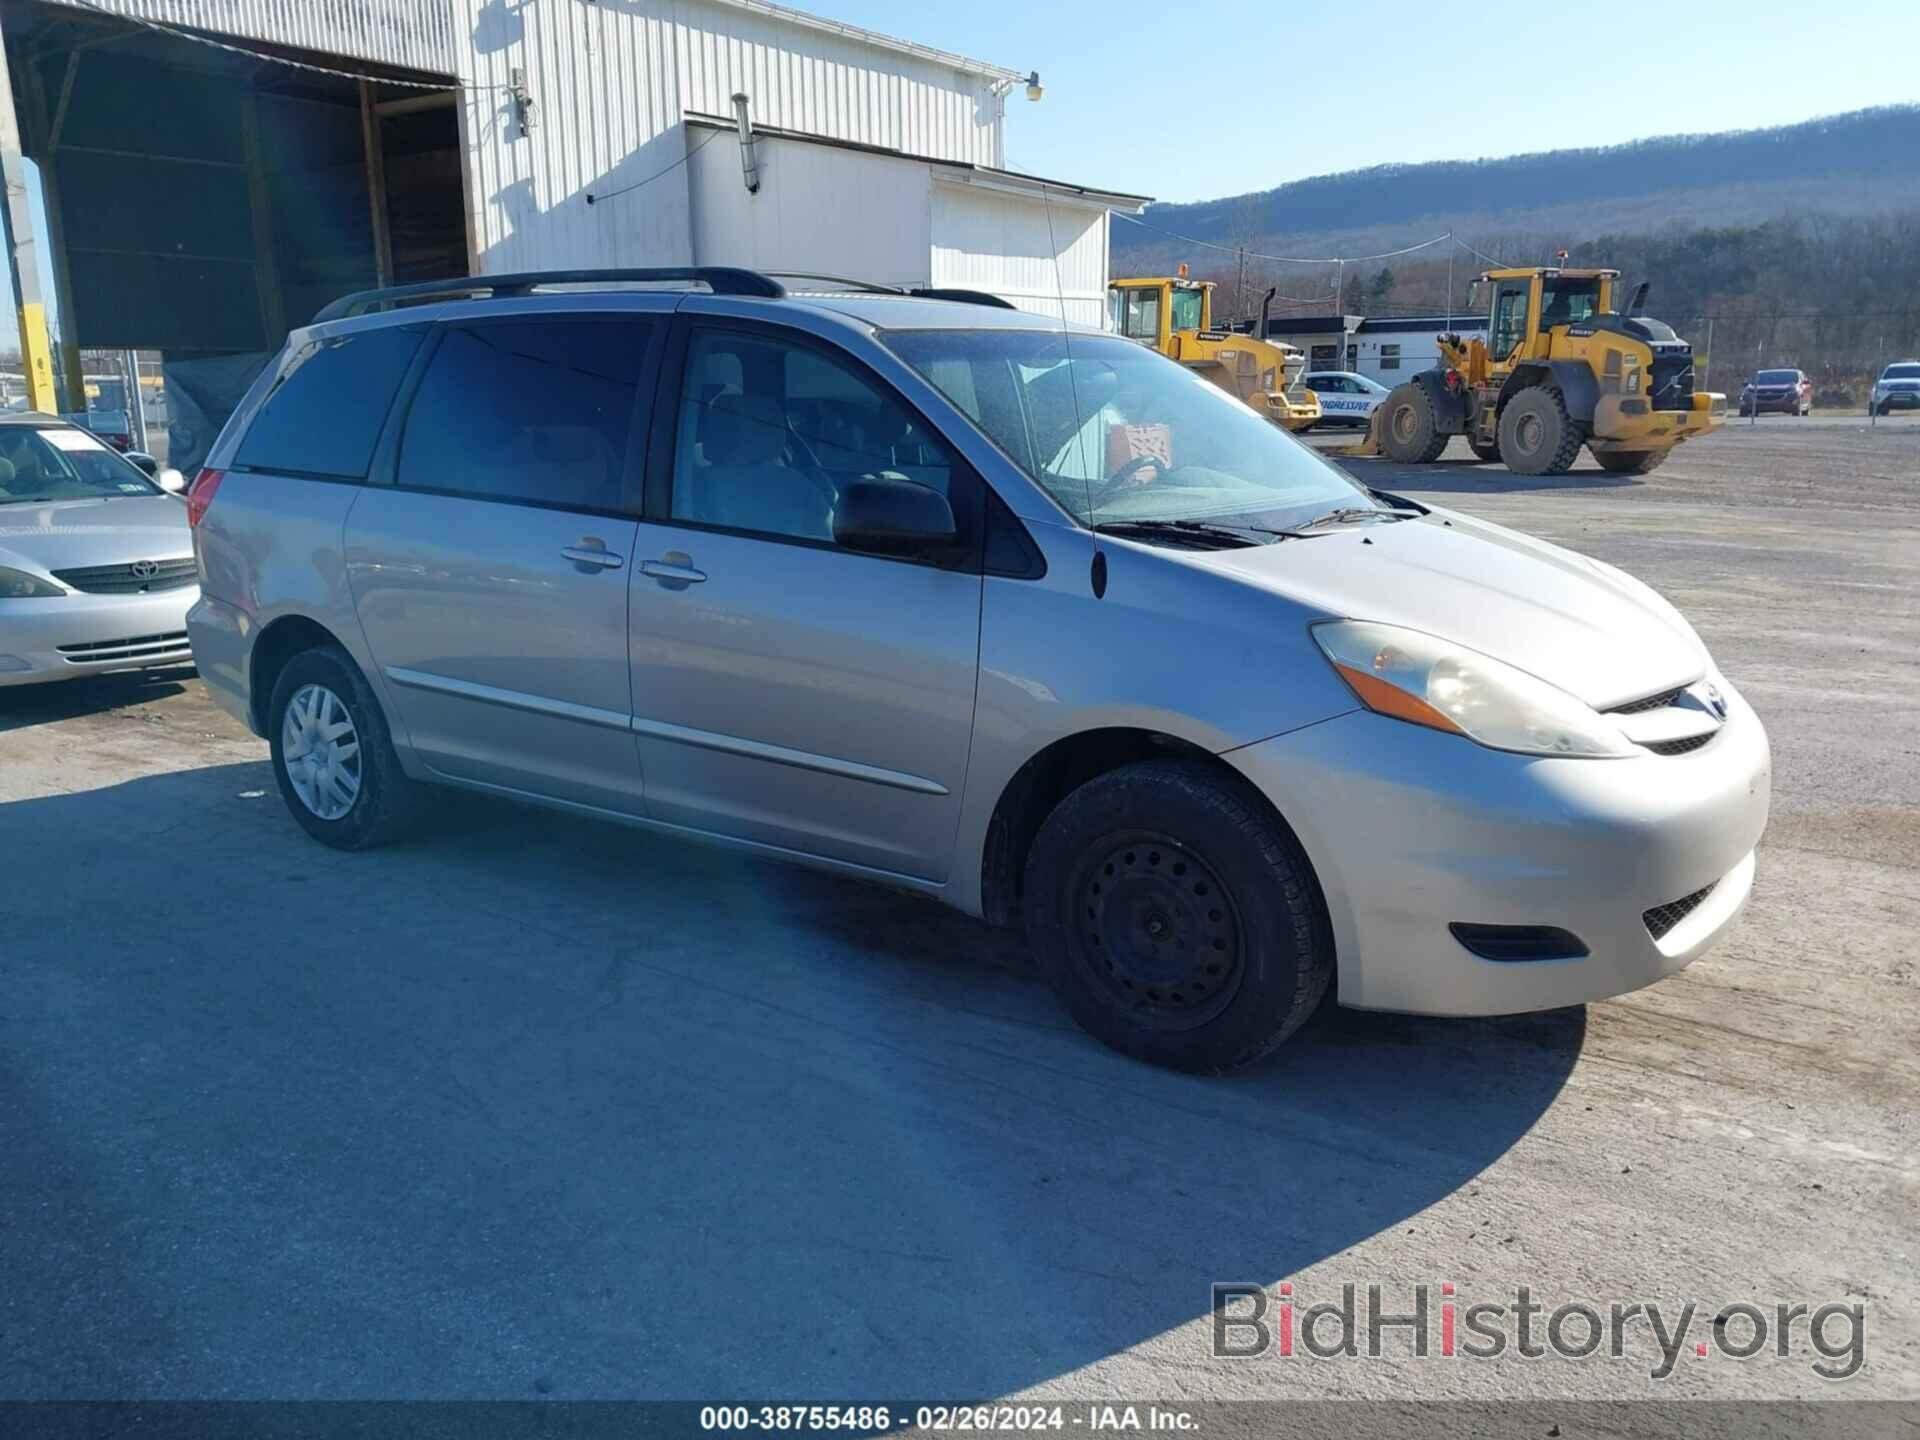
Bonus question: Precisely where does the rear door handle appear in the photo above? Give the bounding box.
[640,557,707,585]
[562,542,624,570]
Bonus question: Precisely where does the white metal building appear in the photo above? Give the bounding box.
[0,0,1145,462]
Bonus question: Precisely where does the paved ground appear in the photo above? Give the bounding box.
[1,415,1915,1402]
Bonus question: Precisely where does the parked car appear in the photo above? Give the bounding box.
[1301,370,1389,429]
[1737,368,1812,417]
[0,413,194,688]
[1871,360,1920,416]
[187,269,1770,1072]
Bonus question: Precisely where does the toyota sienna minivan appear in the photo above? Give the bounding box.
[186,268,1770,1071]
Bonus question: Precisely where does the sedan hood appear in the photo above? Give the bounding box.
[1187,508,1708,709]
[0,495,192,574]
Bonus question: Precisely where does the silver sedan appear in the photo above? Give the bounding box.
[0,414,196,687]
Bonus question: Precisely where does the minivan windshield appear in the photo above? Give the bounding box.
[884,329,1375,529]
[0,425,160,505]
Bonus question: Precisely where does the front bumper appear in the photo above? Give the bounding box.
[1226,682,1771,1015]
[0,585,197,687]
[1875,390,1920,410]
[1591,390,1725,448]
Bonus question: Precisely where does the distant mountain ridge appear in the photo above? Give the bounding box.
[1114,107,1920,266]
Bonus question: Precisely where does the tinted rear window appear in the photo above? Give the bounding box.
[235,325,424,478]
[395,318,653,512]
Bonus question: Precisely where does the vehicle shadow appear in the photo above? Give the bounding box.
[1,762,1585,1398]
[0,666,196,733]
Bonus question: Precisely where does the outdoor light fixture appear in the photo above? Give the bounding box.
[1025,70,1043,102]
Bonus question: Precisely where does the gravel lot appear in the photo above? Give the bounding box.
[2,414,1914,1403]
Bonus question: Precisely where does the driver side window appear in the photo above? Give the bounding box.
[670,328,958,546]
[1490,283,1531,360]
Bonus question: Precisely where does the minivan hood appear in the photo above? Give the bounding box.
[1185,508,1707,709]
[0,494,192,573]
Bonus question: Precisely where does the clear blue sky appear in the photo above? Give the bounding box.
[816,0,1920,204]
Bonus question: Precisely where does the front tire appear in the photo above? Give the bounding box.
[268,644,417,850]
[1379,382,1450,463]
[1497,386,1585,475]
[1024,759,1333,1073]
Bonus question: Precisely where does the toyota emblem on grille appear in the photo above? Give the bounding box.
[129,559,159,580]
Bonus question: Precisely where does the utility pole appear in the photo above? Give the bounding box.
[0,31,58,415]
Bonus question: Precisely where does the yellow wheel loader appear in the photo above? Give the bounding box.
[1108,274,1322,433]
[1371,267,1724,475]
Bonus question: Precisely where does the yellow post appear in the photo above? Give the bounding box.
[0,23,60,415]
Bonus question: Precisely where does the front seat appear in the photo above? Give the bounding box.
[689,392,833,540]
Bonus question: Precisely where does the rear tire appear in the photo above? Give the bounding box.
[1467,436,1502,463]
[1379,382,1450,463]
[1593,449,1667,475]
[1497,386,1585,475]
[1024,759,1334,1073]
[268,644,418,850]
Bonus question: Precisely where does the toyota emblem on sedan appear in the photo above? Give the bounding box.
[129,559,159,580]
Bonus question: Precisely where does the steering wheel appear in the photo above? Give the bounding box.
[1090,453,1167,505]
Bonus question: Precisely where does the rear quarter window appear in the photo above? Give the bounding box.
[234,325,425,479]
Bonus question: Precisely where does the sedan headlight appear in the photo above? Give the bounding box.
[0,566,64,599]
[1312,620,1637,758]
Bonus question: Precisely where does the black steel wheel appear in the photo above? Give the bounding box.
[1025,758,1333,1072]
[1068,832,1246,1032]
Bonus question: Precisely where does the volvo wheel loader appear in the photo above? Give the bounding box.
[1108,273,1322,432]
[1373,267,1724,475]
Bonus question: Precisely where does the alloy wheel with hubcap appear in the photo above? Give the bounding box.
[281,682,362,820]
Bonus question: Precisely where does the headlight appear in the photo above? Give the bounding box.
[1312,620,1637,758]
[0,566,64,598]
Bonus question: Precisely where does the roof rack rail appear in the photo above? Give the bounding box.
[313,267,787,322]
[767,274,1016,309]
[909,287,1016,310]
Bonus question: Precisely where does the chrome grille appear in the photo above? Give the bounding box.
[56,631,191,664]
[1644,881,1716,941]
[52,558,196,594]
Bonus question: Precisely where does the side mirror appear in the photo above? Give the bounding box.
[125,451,159,477]
[155,467,187,494]
[832,476,957,557]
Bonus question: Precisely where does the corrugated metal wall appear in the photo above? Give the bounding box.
[454,0,1007,272]
[69,0,456,74]
[932,180,1109,326]
[688,131,933,284]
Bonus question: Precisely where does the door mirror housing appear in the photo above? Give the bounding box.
[832,476,957,557]
[125,451,159,477]
[155,467,188,494]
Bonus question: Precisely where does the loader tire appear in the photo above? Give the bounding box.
[1594,449,1667,475]
[1379,383,1450,464]
[1498,386,1585,476]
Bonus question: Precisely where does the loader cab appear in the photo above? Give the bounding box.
[1108,278,1213,351]
[1481,267,1618,365]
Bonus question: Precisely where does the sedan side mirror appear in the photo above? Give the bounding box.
[155,467,187,494]
[125,451,159,477]
[833,476,958,557]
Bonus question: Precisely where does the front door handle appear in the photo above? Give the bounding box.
[562,539,624,571]
[640,554,707,586]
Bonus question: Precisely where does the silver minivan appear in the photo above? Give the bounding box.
[186,269,1770,1071]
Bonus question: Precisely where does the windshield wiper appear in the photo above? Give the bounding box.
[1095,519,1293,548]
[1294,505,1421,531]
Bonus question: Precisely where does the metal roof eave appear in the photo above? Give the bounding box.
[703,0,1025,83]
[684,113,1152,211]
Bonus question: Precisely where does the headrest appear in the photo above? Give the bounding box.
[702,392,787,465]
[0,456,15,483]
